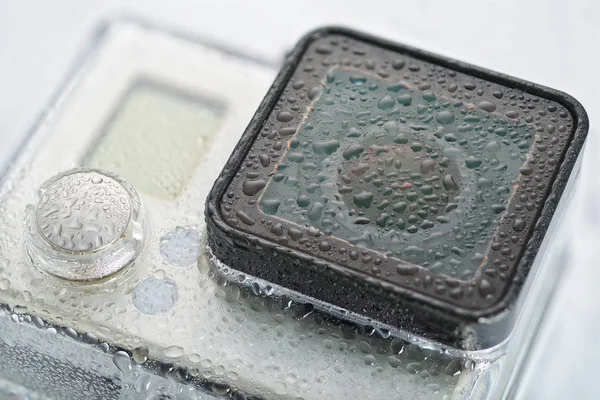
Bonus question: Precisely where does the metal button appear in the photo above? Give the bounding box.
[26,168,146,281]
[35,171,131,253]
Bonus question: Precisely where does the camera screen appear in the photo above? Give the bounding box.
[84,81,225,200]
[260,67,532,280]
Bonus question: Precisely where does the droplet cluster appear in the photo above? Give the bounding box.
[218,33,574,307]
[260,68,531,279]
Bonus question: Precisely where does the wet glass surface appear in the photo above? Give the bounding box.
[262,68,532,279]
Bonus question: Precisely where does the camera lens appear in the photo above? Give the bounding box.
[206,30,586,349]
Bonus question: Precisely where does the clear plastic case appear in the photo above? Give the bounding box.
[0,18,587,400]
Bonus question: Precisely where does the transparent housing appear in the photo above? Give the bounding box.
[0,19,586,400]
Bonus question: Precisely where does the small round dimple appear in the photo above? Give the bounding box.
[35,171,131,253]
[160,228,202,267]
[132,277,178,315]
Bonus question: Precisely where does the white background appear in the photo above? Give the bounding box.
[0,1,598,398]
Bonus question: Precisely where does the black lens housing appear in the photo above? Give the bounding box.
[206,27,588,350]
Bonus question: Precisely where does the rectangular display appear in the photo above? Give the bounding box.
[84,82,225,200]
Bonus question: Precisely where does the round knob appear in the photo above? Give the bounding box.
[26,168,146,281]
[35,171,132,253]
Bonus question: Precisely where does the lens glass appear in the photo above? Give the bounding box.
[261,68,532,279]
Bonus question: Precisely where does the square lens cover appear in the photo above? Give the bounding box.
[206,27,588,349]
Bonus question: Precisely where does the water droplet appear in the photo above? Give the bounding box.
[164,345,185,358]
[259,153,270,167]
[33,316,44,329]
[0,279,10,291]
[260,198,281,215]
[353,191,374,208]
[422,91,436,102]
[307,202,325,221]
[436,110,454,125]
[292,80,305,90]
[478,101,496,112]
[519,166,533,176]
[364,354,377,365]
[392,59,405,70]
[479,279,496,296]
[491,204,506,214]
[132,347,149,364]
[270,223,284,236]
[410,142,423,152]
[312,139,340,155]
[513,219,526,232]
[319,241,332,252]
[308,86,322,100]
[236,210,255,226]
[212,382,230,395]
[315,44,332,54]
[420,159,436,174]
[397,93,412,106]
[134,373,152,393]
[276,111,294,122]
[397,264,419,276]
[407,362,423,374]
[113,351,132,373]
[279,127,298,136]
[465,157,482,169]
[83,332,99,345]
[288,227,303,240]
[342,144,365,160]
[349,75,367,85]
[377,95,395,110]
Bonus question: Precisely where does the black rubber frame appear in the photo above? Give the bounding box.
[206,26,589,350]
